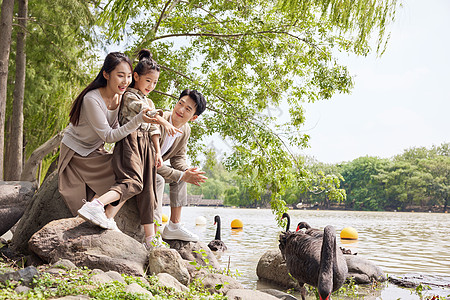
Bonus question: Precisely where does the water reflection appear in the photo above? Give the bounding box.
[162,207,450,298]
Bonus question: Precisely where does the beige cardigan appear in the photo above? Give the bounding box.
[62,89,143,156]
[151,111,190,182]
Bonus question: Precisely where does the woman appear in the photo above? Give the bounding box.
[58,52,154,230]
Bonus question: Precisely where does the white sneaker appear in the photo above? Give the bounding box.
[77,200,109,229]
[106,218,122,233]
[162,224,199,242]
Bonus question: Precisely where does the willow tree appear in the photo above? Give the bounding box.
[98,0,399,217]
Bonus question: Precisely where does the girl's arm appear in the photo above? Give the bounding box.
[151,134,163,168]
[155,115,183,136]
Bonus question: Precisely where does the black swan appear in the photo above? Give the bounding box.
[279,225,348,300]
[208,215,227,251]
[296,221,323,238]
[282,212,291,232]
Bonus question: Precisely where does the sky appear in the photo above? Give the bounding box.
[298,0,450,164]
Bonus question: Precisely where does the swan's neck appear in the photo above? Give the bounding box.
[215,219,221,240]
[318,226,335,299]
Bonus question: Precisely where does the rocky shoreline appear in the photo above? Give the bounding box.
[2,177,448,299]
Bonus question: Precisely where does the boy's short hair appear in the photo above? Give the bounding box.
[179,89,206,116]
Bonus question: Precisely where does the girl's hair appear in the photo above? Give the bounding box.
[129,49,161,88]
[69,52,133,126]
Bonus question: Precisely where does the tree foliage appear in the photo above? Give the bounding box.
[340,143,450,212]
[197,144,449,213]
[96,0,399,218]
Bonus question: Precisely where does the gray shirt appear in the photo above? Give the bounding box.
[62,89,144,156]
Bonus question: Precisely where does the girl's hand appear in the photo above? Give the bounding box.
[141,108,158,123]
[165,123,183,137]
[155,152,163,168]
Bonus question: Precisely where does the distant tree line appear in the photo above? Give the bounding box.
[189,143,450,213]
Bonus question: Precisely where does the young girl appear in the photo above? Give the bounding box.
[78,49,180,249]
[58,52,154,225]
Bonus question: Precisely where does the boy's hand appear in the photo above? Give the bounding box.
[181,167,208,186]
[155,152,163,168]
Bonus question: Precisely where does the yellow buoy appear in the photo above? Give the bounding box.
[231,219,243,229]
[340,227,358,240]
[161,214,169,223]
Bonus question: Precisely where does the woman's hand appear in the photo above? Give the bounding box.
[155,152,163,168]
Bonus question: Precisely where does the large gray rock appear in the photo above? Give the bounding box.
[11,171,147,254]
[28,217,148,276]
[345,255,386,283]
[165,240,221,270]
[226,289,280,300]
[256,249,300,290]
[0,181,36,236]
[147,247,190,285]
[0,266,39,286]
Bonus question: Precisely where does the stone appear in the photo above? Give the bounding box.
[226,289,280,300]
[200,273,243,294]
[0,266,39,286]
[10,172,147,255]
[51,259,77,270]
[256,250,300,290]
[125,283,153,297]
[157,272,188,292]
[14,285,31,294]
[28,217,148,276]
[105,270,126,284]
[165,240,221,270]
[183,259,209,279]
[136,276,150,288]
[0,181,37,236]
[389,273,450,289]
[345,254,386,284]
[24,253,45,267]
[11,173,72,254]
[53,296,90,300]
[114,199,145,242]
[0,241,17,259]
[43,268,67,276]
[259,288,299,300]
[91,273,114,284]
[147,247,190,285]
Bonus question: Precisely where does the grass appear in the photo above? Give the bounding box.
[0,257,227,300]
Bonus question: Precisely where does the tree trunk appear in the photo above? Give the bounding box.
[6,0,28,180]
[21,130,64,183]
[0,0,15,180]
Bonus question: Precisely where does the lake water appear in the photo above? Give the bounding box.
[161,206,450,299]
